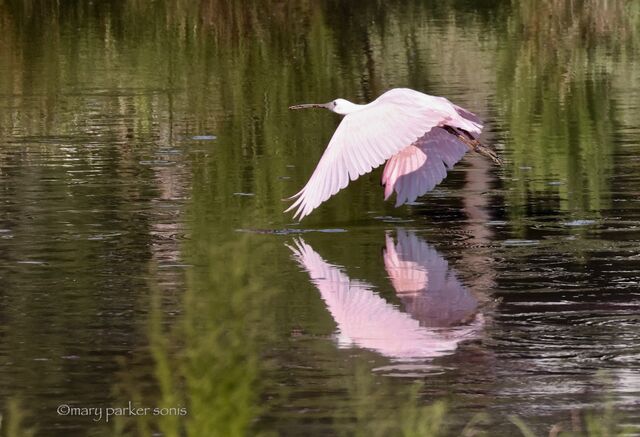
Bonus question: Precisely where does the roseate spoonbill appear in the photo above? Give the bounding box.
[287,233,482,360]
[286,88,502,220]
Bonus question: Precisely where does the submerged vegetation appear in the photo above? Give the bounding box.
[0,399,37,437]
[108,236,278,437]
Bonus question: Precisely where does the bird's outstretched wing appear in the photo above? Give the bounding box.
[285,90,482,220]
[381,127,469,206]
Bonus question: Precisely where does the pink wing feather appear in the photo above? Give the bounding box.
[381,127,470,206]
[286,88,482,220]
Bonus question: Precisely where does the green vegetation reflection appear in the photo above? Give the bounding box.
[1,0,638,228]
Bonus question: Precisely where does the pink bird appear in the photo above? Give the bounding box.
[286,88,502,220]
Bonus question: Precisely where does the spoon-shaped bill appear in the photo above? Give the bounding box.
[289,102,331,110]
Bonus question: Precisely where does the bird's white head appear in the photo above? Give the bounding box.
[289,98,365,115]
[330,98,364,115]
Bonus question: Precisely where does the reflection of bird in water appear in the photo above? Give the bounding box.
[287,233,483,361]
[383,230,479,328]
[286,88,502,220]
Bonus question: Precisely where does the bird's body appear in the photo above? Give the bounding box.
[287,88,501,220]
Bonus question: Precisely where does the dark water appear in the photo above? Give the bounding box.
[0,1,639,435]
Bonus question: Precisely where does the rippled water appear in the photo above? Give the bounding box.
[0,1,639,436]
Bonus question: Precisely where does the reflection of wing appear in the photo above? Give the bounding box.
[383,230,479,327]
[288,238,479,360]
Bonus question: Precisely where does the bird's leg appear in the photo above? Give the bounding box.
[442,126,503,166]
[473,143,503,166]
